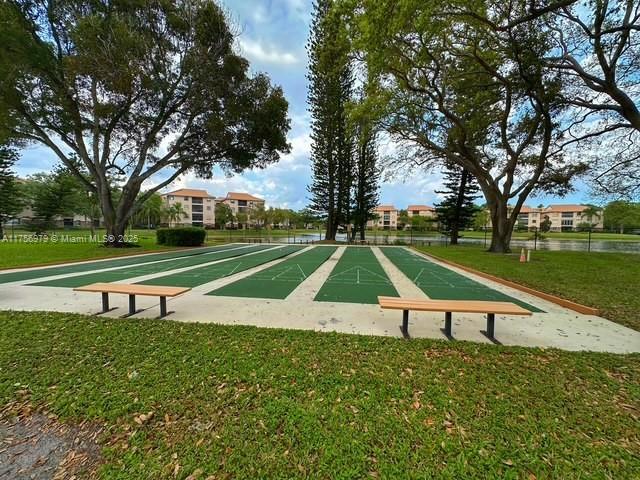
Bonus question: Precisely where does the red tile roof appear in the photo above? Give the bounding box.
[407,205,434,211]
[374,205,397,211]
[163,188,213,198]
[545,204,591,213]
[225,192,264,201]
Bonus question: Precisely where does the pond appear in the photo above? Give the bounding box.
[278,233,640,254]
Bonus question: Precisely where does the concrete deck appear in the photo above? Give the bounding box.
[1,245,638,354]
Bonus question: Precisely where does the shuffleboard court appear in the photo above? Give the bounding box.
[0,243,244,284]
[208,246,337,299]
[138,245,305,288]
[380,247,543,312]
[314,247,398,304]
[30,244,268,288]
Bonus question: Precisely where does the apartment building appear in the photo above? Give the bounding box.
[407,205,436,219]
[515,204,604,231]
[220,192,265,220]
[367,205,398,230]
[161,189,216,227]
[160,189,266,228]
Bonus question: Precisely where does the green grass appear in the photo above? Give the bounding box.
[417,245,640,331]
[0,311,638,479]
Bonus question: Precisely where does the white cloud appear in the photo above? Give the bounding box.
[238,38,298,65]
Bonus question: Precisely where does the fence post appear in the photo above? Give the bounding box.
[588,228,592,253]
[534,228,537,251]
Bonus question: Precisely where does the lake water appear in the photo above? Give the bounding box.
[275,233,640,254]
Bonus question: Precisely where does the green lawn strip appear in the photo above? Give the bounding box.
[1,311,638,479]
[208,246,337,299]
[0,243,243,285]
[314,247,398,304]
[139,245,305,288]
[417,245,640,331]
[381,247,543,312]
[28,244,265,288]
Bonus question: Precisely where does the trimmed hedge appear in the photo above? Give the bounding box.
[156,227,206,246]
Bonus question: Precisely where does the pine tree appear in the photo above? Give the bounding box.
[351,125,380,240]
[306,0,354,240]
[0,146,22,238]
[435,162,480,244]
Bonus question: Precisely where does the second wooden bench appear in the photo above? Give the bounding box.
[378,296,532,340]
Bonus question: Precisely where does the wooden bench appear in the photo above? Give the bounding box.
[74,283,191,318]
[378,296,532,340]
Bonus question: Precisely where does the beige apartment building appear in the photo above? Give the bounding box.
[515,204,604,231]
[160,189,266,228]
[220,192,265,226]
[161,189,217,227]
[367,205,398,230]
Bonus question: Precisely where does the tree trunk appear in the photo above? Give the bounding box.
[449,225,459,245]
[487,200,514,253]
[0,223,4,239]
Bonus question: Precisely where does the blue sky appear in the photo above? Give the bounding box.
[14,0,593,209]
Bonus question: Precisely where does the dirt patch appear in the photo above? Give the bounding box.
[0,402,104,479]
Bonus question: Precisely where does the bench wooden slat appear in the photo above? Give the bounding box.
[74,282,190,297]
[378,296,532,316]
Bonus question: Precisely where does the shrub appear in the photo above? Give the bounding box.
[156,227,206,246]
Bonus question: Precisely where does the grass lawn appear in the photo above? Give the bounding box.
[1,311,638,479]
[417,245,640,331]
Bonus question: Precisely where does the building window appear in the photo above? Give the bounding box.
[169,196,174,200]
[184,197,189,201]
[206,206,211,211]
[412,211,419,215]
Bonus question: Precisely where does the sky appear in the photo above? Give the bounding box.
[14,0,593,210]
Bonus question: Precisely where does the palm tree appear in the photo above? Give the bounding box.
[163,202,188,227]
[581,205,601,228]
[137,193,163,229]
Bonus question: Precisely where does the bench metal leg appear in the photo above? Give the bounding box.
[486,313,495,339]
[444,312,452,338]
[401,310,409,338]
[101,292,109,313]
[160,296,167,318]
[128,294,136,315]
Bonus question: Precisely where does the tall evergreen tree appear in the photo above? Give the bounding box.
[351,125,380,240]
[435,162,480,244]
[307,0,354,240]
[0,146,22,238]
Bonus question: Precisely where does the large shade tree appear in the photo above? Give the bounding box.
[345,0,586,252]
[0,0,290,246]
[448,0,640,198]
